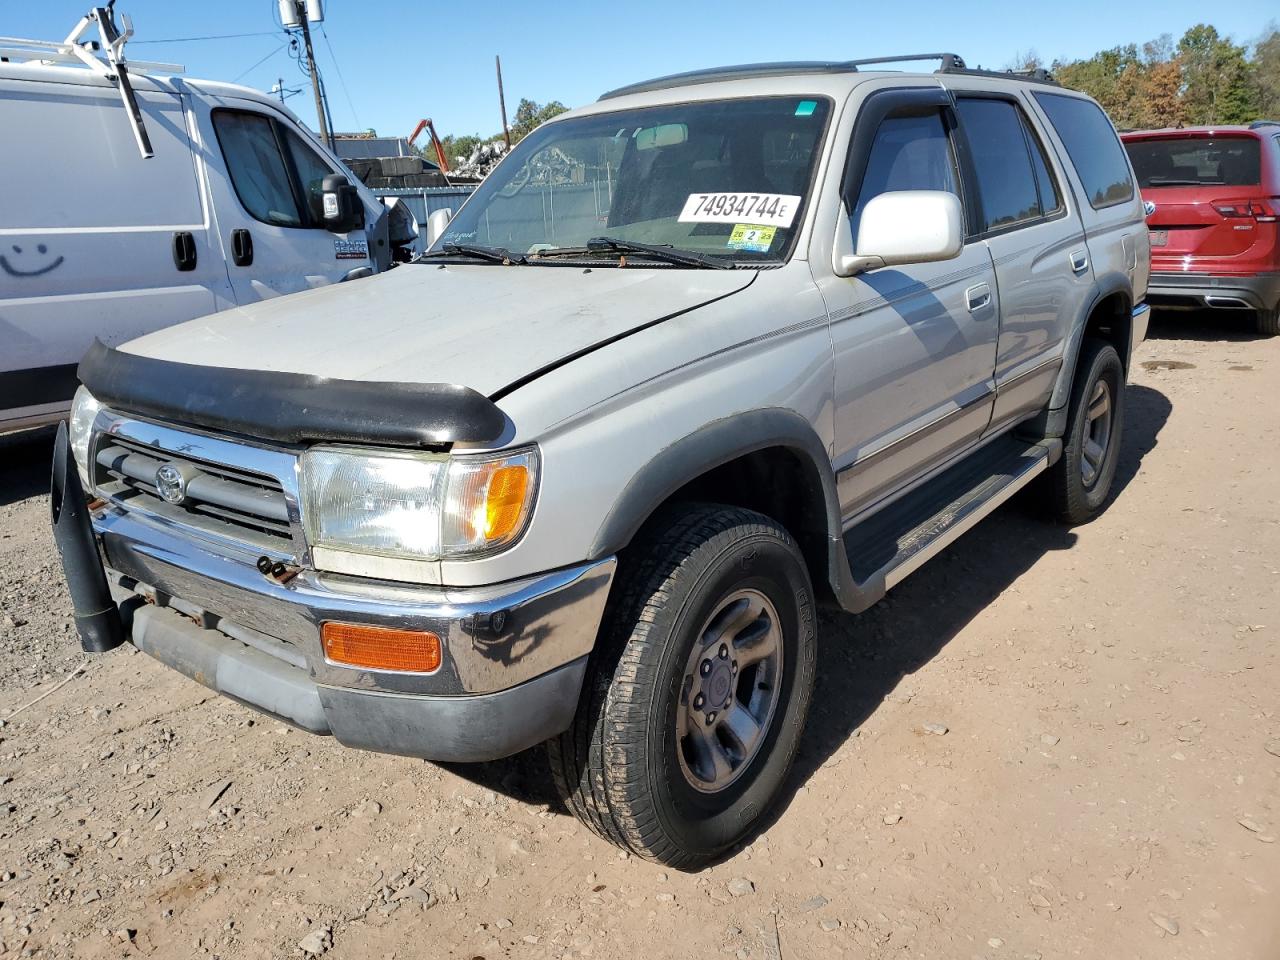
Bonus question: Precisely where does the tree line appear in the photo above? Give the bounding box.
[1015,22,1279,129]
[434,24,1278,167]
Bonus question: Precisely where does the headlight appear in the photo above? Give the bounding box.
[68,386,102,489]
[300,446,538,562]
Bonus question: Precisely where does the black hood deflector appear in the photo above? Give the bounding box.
[78,339,506,448]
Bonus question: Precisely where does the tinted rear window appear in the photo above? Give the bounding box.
[1124,137,1261,188]
[956,98,1044,231]
[1033,93,1134,209]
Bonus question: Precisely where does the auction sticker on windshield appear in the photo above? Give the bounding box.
[679,193,801,228]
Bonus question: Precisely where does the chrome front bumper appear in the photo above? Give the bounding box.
[93,505,614,761]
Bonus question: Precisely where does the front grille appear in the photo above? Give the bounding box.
[95,434,295,556]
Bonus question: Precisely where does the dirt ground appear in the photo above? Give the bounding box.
[0,309,1277,960]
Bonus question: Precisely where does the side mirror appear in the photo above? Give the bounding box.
[424,208,453,250]
[310,173,365,233]
[832,190,963,277]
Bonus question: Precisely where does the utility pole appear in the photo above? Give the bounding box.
[496,54,511,148]
[296,12,330,148]
[279,0,332,148]
[270,77,302,105]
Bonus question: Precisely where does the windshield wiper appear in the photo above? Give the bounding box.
[588,237,736,269]
[535,237,735,269]
[421,242,527,265]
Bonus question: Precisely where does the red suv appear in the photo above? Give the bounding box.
[1122,122,1280,336]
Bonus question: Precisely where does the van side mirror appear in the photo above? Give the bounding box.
[832,190,963,277]
[310,173,365,233]
[424,208,453,250]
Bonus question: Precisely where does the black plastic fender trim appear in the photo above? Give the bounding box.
[587,408,878,613]
[77,339,507,448]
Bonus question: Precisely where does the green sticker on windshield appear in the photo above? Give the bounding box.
[727,223,776,252]
[795,100,817,117]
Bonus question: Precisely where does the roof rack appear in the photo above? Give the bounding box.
[940,64,1059,85]
[599,53,1059,100]
[0,6,184,158]
[849,53,967,70]
[852,53,1059,85]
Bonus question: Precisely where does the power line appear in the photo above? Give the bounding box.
[320,24,360,130]
[233,40,290,82]
[133,31,279,45]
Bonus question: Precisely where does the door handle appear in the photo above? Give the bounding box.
[965,282,992,313]
[1069,249,1089,273]
[231,229,253,267]
[171,231,196,272]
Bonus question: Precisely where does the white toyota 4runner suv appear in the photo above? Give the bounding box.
[54,54,1149,867]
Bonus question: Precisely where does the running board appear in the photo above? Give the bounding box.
[834,436,1061,611]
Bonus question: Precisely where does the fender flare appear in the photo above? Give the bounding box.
[587,408,842,561]
[1050,270,1133,413]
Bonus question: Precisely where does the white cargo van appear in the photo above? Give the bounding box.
[0,9,414,433]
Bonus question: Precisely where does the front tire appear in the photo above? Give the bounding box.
[549,504,816,868]
[1047,339,1125,525]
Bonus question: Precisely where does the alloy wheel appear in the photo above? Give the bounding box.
[675,588,784,793]
[1081,379,1112,488]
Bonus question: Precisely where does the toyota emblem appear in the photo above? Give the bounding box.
[155,463,187,504]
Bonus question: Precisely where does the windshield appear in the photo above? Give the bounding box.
[1125,136,1261,188]
[436,96,832,265]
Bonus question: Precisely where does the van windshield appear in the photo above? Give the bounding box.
[1125,136,1261,188]
[434,96,832,265]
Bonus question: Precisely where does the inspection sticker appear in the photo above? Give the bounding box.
[727,223,776,252]
[679,192,800,228]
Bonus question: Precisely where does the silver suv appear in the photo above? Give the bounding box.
[54,54,1150,868]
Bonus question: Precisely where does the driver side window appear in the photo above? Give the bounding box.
[212,110,337,229]
[284,129,338,222]
[850,111,960,236]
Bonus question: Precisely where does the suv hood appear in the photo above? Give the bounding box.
[121,264,754,398]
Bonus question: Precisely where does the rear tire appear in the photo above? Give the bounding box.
[548,503,816,868]
[1256,306,1280,337]
[1047,339,1125,525]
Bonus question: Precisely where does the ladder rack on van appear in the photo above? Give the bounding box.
[0,6,184,159]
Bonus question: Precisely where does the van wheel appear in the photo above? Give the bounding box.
[548,504,816,868]
[1047,339,1124,525]
[1257,306,1280,337]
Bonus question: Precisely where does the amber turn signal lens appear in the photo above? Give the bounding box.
[483,464,531,541]
[321,622,442,673]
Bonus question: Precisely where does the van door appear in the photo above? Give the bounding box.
[195,99,372,301]
[819,87,1000,520]
[0,76,230,427]
[946,89,1095,433]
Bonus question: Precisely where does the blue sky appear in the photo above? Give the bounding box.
[8,1,1276,140]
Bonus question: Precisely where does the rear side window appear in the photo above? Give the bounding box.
[213,111,302,226]
[852,111,960,233]
[955,98,1041,231]
[1124,137,1261,188]
[1025,115,1062,214]
[1033,93,1134,209]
